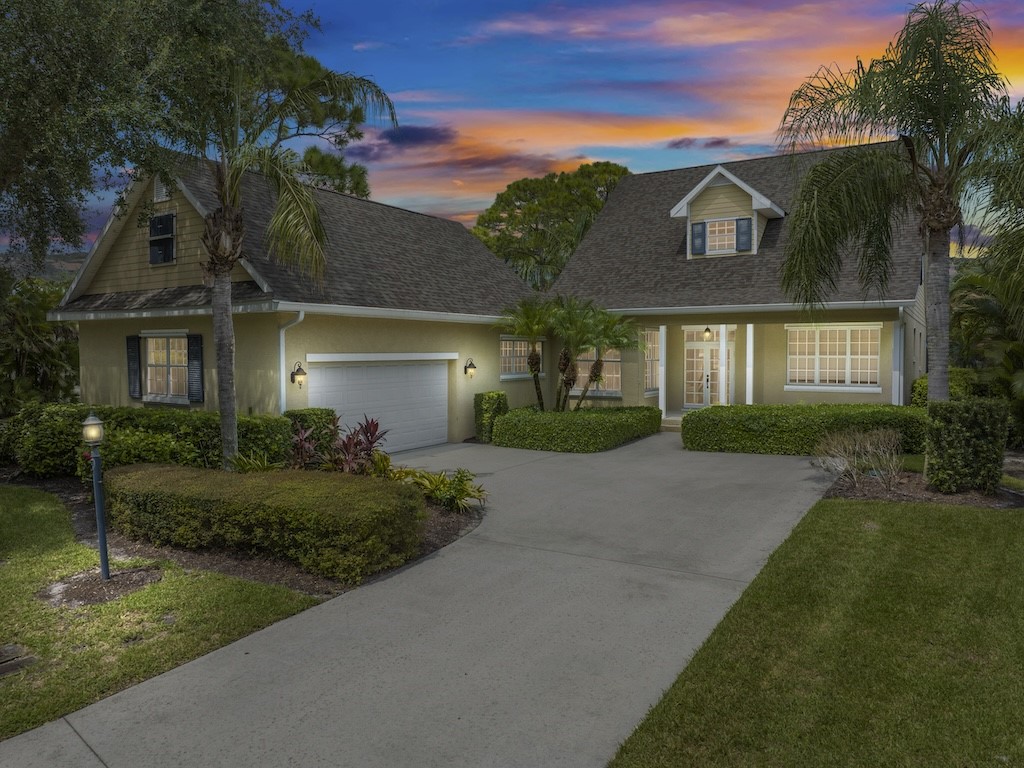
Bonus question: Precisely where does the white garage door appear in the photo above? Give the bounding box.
[307,362,449,452]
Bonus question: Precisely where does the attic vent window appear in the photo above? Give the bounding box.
[149,213,175,265]
[153,178,170,203]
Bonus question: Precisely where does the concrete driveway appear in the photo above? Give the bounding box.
[2,432,830,768]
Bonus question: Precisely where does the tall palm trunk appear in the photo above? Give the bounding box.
[528,345,544,411]
[211,272,238,466]
[201,178,245,469]
[573,358,603,411]
[925,225,952,401]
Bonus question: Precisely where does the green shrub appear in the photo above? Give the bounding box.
[283,407,338,451]
[11,403,291,478]
[75,427,201,484]
[492,406,662,452]
[474,391,509,443]
[910,368,984,406]
[681,404,928,456]
[411,468,487,512]
[106,465,425,584]
[925,399,1008,494]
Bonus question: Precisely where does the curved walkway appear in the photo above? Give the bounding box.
[2,433,830,767]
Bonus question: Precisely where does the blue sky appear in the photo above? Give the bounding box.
[73,1,1024,239]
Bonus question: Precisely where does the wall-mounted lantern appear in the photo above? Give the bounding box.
[464,358,477,378]
[290,362,308,389]
[703,326,712,342]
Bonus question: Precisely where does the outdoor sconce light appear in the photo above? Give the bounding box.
[81,413,110,581]
[464,358,477,378]
[703,326,712,342]
[290,362,307,389]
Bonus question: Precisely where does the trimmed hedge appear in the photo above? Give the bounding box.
[925,399,1008,494]
[910,367,985,406]
[681,404,928,456]
[492,406,662,452]
[106,464,425,584]
[474,391,509,443]
[10,403,291,477]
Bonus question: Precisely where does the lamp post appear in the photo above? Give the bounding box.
[82,413,110,581]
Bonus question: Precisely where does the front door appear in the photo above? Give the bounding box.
[683,327,734,408]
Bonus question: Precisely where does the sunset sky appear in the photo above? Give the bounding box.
[284,0,1024,227]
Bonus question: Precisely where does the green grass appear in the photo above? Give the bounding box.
[0,486,317,740]
[610,498,1024,767]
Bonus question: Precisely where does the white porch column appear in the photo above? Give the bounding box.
[658,325,667,416]
[746,323,754,404]
[892,320,905,405]
[718,324,727,404]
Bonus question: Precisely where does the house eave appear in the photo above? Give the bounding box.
[50,299,502,325]
[609,300,916,316]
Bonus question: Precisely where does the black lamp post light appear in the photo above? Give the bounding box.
[82,413,110,581]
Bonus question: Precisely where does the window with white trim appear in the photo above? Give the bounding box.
[146,335,189,400]
[707,219,735,252]
[644,328,660,392]
[787,325,880,388]
[127,332,203,404]
[500,337,543,379]
[575,347,621,393]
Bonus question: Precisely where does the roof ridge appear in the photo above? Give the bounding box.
[630,139,901,180]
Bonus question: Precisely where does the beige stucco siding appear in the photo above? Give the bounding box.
[281,314,547,442]
[84,180,248,296]
[77,317,217,410]
[612,310,905,410]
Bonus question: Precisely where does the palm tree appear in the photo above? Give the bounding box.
[496,297,552,409]
[198,59,396,467]
[777,0,1007,402]
[573,311,640,410]
[549,296,598,411]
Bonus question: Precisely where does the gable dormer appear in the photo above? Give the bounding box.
[670,165,785,259]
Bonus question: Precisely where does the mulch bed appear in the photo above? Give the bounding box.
[2,469,481,606]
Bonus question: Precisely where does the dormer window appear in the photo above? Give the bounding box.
[149,213,175,265]
[691,217,752,256]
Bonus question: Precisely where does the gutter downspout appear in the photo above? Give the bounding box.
[279,311,305,415]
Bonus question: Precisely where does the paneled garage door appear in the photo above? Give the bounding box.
[307,361,448,452]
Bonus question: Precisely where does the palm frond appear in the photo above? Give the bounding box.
[781,148,914,307]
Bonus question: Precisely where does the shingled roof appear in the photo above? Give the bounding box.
[554,143,924,311]
[174,162,533,317]
[59,160,533,319]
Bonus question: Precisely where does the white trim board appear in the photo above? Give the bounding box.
[306,352,459,363]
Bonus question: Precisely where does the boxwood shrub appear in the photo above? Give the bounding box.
[106,464,425,584]
[925,398,1008,494]
[474,391,509,443]
[11,403,291,477]
[492,406,662,452]
[681,404,928,456]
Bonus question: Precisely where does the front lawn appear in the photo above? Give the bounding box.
[611,498,1024,766]
[0,485,317,740]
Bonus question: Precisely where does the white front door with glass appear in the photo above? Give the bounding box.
[683,326,735,408]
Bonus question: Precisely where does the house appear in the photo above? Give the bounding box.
[50,161,540,452]
[554,143,927,415]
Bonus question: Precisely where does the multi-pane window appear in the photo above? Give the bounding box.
[146,336,188,399]
[787,326,880,387]
[706,219,736,252]
[644,328,660,392]
[575,347,621,393]
[500,338,542,378]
